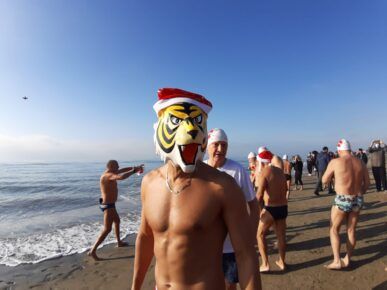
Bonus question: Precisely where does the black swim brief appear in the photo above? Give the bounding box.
[264,205,288,220]
[99,198,115,212]
[285,174,291,181]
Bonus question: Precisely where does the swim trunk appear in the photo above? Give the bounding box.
[222,252,239,284]
[264,205,288,220]
[333,194,363,213]
[99,198,115,212]
[285,174,291,181]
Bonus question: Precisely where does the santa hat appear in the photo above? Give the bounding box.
[208,128,228,145]
[153,88,212,116]
[337,139,351,151]
[258,150,273,163]
[247,152,256,159]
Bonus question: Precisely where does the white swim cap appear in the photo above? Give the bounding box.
[258,146,267,154]
[282,154,288,160]
[248,152,256,159]
[337,139,351,151]
[208,128,228,145]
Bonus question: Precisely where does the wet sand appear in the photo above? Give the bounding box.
[1,175,386,289]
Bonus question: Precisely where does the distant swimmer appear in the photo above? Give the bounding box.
[132,88,261,289]
[256,149,288,272]
[88,160,144,261]
[323,139,370,270]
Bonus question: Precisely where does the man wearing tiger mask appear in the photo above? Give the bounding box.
[132,88,261,290]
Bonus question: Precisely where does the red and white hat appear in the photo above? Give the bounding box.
[337,139,351,151]
[153,88,213,116]
[257,150,273,163]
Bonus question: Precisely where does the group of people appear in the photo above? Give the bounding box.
[89,88,380,289]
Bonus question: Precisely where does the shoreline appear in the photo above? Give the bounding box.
[1,176,387,289]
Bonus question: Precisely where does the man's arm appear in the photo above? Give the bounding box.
[322,160,335,186]
[256,174,266,209]
[132,176,154,290]
[118,164,144,174]
[222,179,262,290]
[361,163,370,195]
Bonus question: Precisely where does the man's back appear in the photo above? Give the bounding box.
[283,160,291,174]
[140,162,256,289]
[327,155,366,196]
[316,152,330,172]
[261,166,287,206]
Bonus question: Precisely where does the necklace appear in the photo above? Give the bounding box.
[165,164,193,195]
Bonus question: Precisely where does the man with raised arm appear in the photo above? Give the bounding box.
[88,160,144,260]
[323,139,370,270]
[132,88,261,290]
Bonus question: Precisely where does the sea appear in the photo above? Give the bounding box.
[0,161,163,267]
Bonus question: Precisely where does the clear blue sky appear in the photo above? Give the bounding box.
[1,0,386,162]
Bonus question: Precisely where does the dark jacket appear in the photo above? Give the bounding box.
[368,146,386,167]
[316,152,331,172]
[356,152,368,165]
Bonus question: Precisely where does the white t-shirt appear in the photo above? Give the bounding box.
[204,158,256,253]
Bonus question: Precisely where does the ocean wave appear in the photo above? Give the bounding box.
[0,211,141,267]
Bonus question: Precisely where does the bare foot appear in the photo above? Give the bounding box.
[260,264,270,273]
[341,255,350,268]
[324,260,343,270]
[87,250,101,261]
[117,241,129,247]
[275,260,286,271]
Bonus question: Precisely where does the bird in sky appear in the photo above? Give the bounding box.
[22,96,28,100]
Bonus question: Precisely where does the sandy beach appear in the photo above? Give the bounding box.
[1,175,386,290]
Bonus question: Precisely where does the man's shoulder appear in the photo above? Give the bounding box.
[223,159,244,171]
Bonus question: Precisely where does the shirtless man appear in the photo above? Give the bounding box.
[248,152,257,186]
[132,88,261,290]
[88,160,144,260]
[322,139,370,270]
[256,149,288,272]
[282,155,292,199]
[205,128,259,290]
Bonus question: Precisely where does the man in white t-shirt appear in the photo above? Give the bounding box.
[205,128,259,290]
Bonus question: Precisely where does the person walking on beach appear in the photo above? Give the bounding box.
[132,88,261,290]
[293,155,304,191]
[205,128,259,290]
[282,155,292,199]
[248,152,257,187]
[356,148,368,165]
[306,152,314,176]
[88,160,144,261]
[323,139,370,269]
[256,149,288,272]
[314,146,333,196]
[368,140,386,192]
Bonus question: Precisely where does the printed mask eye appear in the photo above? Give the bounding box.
[170,115,182,126]
[194,114,202,124]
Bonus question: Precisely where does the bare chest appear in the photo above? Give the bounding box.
[144,186,221,234]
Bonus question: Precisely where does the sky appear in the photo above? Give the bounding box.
[0,0,386,162]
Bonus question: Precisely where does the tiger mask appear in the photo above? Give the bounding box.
[153,88,212,173]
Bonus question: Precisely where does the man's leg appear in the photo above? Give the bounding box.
[314,172,322,195]
[88,210,114,260]
[380,167,387,190]
[326,206,347,269]
[342,210,360,267]
[257,210,274,272]
[112,209,127,247]
[372,167,381,191]
[274,219,287,270]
